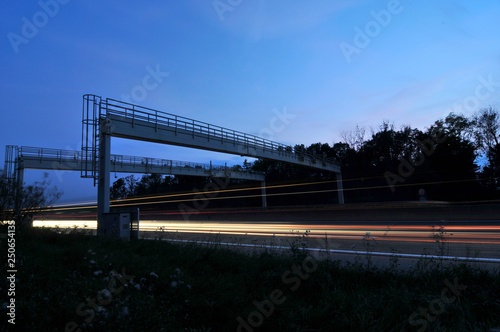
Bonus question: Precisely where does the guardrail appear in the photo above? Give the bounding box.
[101,97,340,168]
[12,146,264,177]
[19,146,81,161]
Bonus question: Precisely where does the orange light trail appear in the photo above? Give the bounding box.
[32,220,500,246]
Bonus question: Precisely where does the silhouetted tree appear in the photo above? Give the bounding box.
[110,178,127,199]
[0,171,62,228]
[421,115,479,200]
[474,106,500,152]
[108,109,500,205]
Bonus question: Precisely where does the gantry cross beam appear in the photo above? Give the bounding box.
[81,94,344,236]
[103,98,341,172]
[5,146,265,182]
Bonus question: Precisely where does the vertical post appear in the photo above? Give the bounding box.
[336,172,344,205]
[97,118,111,236]
[16,164,24,190]
[261,181,267,208]
[14,163,24,221]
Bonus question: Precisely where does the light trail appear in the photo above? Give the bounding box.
[33,220,97,228]
[33,220,500,246]
[45,176,500,212]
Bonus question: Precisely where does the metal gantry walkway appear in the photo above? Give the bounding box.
[80,94,343,236]
[3,95,344,239]
[4,145,266,184]
[82,95,341,177]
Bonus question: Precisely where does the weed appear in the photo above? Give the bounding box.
[429,225,453,256]
[389,247,400,271]
[287,229,310,260]
[362,231,377,269]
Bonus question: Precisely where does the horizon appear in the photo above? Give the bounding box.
[1,0,499,202]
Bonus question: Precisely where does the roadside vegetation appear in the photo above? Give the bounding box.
[2,227,499,331]
[109,107,500,209]
[0,171,62,227]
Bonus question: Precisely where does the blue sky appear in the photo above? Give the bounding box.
[1,0,499,202]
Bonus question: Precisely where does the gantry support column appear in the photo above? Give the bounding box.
[97,118,111,236]
[16,164,24,191]
[336,172,344,205]
[14,163,24,219]
[261,181,267,208]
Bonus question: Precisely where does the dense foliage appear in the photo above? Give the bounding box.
[110,107,500,205]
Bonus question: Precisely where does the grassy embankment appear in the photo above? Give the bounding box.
[2,226,499,331]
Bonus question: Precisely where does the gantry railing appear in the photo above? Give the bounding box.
[81,95,340,185]
[5,145,265,181]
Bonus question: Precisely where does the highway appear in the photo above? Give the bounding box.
[33,217,500,265]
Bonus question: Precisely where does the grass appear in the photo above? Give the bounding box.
[1,226,499,331]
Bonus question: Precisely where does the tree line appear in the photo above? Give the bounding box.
[110,107,499,206]
[2,107,497,226]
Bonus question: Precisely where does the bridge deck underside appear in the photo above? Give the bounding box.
[106,114,341,174]
[18,156,265,181]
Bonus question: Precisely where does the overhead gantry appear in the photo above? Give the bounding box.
[4,145,266,209]
[81,94,344,236]
[4,145,265,182]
